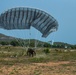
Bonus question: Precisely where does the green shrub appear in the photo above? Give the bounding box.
[43,48,50,54]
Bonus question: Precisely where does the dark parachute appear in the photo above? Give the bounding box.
[0,7,58,37]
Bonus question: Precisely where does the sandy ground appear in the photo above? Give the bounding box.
[0,61,76,75]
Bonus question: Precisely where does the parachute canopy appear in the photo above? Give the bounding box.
[0,7,58,37]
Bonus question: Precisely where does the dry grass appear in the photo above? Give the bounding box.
[0,46,76,75]
[0,61,76,75]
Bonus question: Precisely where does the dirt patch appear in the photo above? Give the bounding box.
[33,61,70,67]
[0,61,76,75]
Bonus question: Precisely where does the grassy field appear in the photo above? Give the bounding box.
[0,46,76,75]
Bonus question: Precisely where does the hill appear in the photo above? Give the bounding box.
[0,33,15,41]
[54,42,72,46]
[0,33,75,48]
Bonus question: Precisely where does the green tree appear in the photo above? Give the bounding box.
[10,40,19,46]
[43,43,51,47]
[0,41,9,45]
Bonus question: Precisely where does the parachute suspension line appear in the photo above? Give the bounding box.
[9,30,23,47]
[34,30,38,49]
[41,36,46,48]
[19,30,27,49]
[8,31,18,45]
[29,29,31,48]
[37,33,42,49]
[17,31,26,47]
[22,30,27,48]
[41,36,44,48]
[14,31,24,47]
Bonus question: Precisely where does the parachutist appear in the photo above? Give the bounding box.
[27,48,36,57]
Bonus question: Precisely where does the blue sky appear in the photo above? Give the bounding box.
[0,0,76,44]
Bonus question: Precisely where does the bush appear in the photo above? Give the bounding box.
[43,48,50,54]
[10,40,19,46]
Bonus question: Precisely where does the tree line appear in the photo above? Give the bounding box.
[0,40,76,49]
